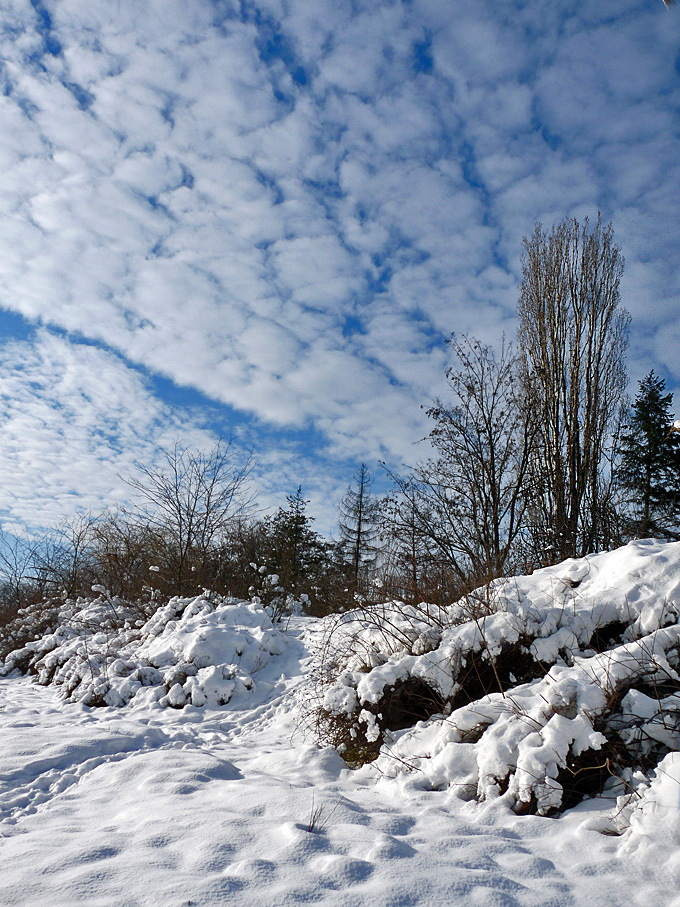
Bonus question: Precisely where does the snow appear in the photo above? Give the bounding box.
[2,541,680,905]
[1,594,286,709]
[318,539,680,813]
[620,753,680,874]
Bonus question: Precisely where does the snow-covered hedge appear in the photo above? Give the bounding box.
[313,539,680,816]
[0,593,286,709]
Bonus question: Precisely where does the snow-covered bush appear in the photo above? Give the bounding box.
[0,592,286,710]
[0,597,65,665]
[248,564,292,622]
[617,752,680,858]
[0,587,161,668]
[311,539,680,815]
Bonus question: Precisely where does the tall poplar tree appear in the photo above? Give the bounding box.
[518,215,630,562]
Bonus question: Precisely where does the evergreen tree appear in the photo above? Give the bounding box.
[337,464,380,594]
[264,487,328,595]
[618,371,680,538]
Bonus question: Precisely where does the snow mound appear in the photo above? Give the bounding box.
[314,539,680,816]
[0,593,287,710]
[618,753,680,883]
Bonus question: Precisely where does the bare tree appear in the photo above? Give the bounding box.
[518,215,630,563]
[385,335,534,589]
[379,478,454,605]
[88,509,162,601]
[125,440,254,596]
[0,530,40,616]
[32,514,97,599]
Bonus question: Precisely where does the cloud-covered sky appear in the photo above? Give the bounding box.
[0,0,679,533]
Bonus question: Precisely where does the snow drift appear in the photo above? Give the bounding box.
[314,539,680,817]
[2,541,680,904]
[3,539,680,828]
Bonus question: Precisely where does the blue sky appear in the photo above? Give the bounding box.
[0,0,679,534]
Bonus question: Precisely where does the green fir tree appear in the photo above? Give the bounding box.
[263,487,328,596]
[618,371,680,538]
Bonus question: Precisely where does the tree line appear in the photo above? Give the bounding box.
[1,214,679,624]
[381,216,680,602]
[0,445,381,622]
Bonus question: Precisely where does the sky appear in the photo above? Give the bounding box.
[0,0,679,535]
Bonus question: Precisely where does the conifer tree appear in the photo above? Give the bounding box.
[264,487,327,594]
[618,371,680,538]
[337,465,380,594]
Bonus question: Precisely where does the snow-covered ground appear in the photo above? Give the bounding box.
[2,544,680,906]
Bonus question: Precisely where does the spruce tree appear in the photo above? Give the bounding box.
[337,464,380,594]
[618,371,680,538]
[264,487,327,594]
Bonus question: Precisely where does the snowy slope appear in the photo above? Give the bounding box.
[319,539,680,815]
[1,543,680,906]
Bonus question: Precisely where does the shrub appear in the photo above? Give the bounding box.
[309,540,680,817]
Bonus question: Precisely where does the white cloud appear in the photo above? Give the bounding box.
[0,329,393,536]
[0,0,679,531]
[0,330,211,531]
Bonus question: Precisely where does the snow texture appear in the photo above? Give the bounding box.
[1,594,285,710]
[319,539,680,815]
[1,540,680,905]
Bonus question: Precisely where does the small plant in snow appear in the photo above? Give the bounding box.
[248,563,305,623]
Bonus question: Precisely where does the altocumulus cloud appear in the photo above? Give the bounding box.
[0,0,679,531]
[0,330,218,531]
